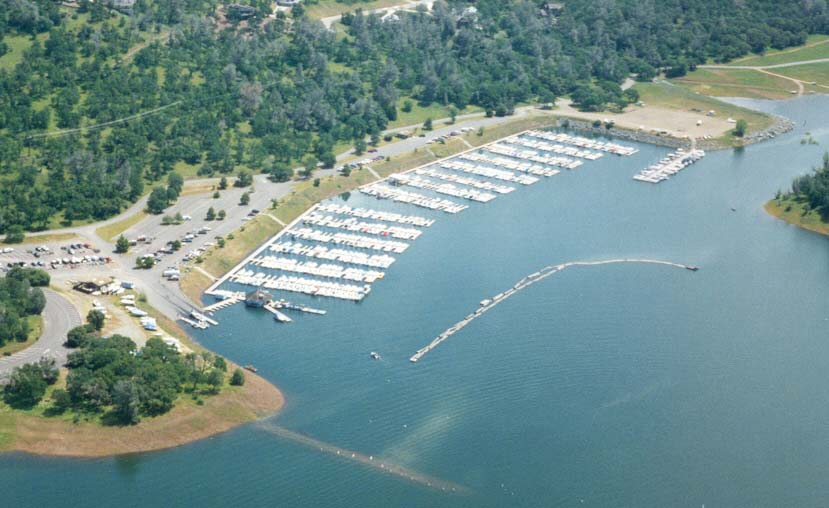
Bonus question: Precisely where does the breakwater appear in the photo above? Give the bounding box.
[410,258,698,362]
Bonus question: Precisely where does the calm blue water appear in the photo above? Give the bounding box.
[4,97,829,507]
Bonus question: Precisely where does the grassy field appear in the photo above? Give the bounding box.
[95,210,149,243]
[634,82,775,132]
[387,97,482,130]
[765,196,829,237]
[303,0,405,18]
[0,316,43,356]
[728,36,829,67]
[772,63,829,87]
[673,68,801,100]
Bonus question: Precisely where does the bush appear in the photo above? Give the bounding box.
[3,359,58,409]
[87,309,106,331]
[3,225,25,244]
[230,368,245,386]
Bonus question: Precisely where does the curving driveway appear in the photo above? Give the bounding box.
[0,289,81,377]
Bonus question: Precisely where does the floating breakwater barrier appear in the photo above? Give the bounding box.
[251,255,385,283]
[302,213,423,240]
[289,227,410,253]
[633,149,705,184]
[361,183,469,213]
[414,167,516,194]
[389,173,497,203]
[525,130,638,156]
[315,203,435,227]
[409,258,698,362]
[269,242,396,269]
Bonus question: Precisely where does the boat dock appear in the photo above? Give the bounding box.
[202,296,241,313]
[360,183,469,213]
[302,213,423,240]
[440,159,539,185]
[315,203,435,227]
[525,130,639,156]
[179,316,209,329]
[505,136,602,160]
[264,302,293,323]
[231,269,371,301]
[462,151,571,175]
[414,167,515,194]
[275,300,327,315]
[270,242,396,269]
[251,256,385,283]
[289,227,410,253]
[388,173,497,203]
[634,149,705,183]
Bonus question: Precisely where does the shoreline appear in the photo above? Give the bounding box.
[0,366,283,458]
[764,198,829,237]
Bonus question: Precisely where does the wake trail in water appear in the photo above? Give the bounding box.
[256,422,469,494]
[410,258,698,363]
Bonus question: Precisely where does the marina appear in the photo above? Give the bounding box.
[388,174,497,203]
[525,130,639,156]
[633,149,706,183]
[440,159,539,185]
[302,213,423,240]
[501,137,602,161]
[250,256,385,283]
[288,228,410,253]
[461,151,570,175]
[315,203,435,227]
[269,242,396,269]
[230,270,371,301]
[414,167,516,194]
[360,183,469,213]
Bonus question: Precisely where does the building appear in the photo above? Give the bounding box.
[227,4,256,20]
[108,0,136,14]
[245,289,272,308]
[276,0,303,6]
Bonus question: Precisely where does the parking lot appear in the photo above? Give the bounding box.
[0,241,111,273]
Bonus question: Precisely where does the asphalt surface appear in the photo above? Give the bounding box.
[0,289,81,376]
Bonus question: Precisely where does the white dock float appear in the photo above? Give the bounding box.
[288,227,410,253]
[302,213,423,240]
[360,183,469,213]
[388,174,497,203]
[270,242,396,269]
[316,203,435,227]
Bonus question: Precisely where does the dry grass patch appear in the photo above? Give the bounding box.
[96,210,149,243]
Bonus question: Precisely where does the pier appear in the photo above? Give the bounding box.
[231,269,371,301]
[440,159,538,185]
[634,149,705,183]
[251,256,385,283]
[388,174,497,203]
[461,151,570,175]
[361,183,469,213]
[270,242,396,269]
[289,227,410,253]
[414,167,516,194]
[409,258,698,363]
[316,203,435,227]
[302,213,423,240]
[525,130,639,156]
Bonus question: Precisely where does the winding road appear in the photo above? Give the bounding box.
[0,290,81,376]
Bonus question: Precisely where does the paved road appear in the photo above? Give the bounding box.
[0,290,81,376]
[700,58,829,70]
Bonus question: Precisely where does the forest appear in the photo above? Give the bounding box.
[0,267,49,347]
[1,0,828,232]
[787,152,829,220]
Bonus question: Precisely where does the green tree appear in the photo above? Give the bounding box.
[171,239,182,251]
[206,207,216,221]
[313,178,321,187]
[230,368,245,386]
[402,100,413,113]
[213,191,220,199]
[234,170,253,187]
[112,379,141,425]
[423,118,433,131]
[219,176,228,190]
[240,192,250,206]
[147,187,169,214]
[3,363,49,408]
[733,119,748,137]
[115,235,130,254]
[206,369,224,394]
[218,209,226,220]
[3,225,25,244]
[354,139,367,155]
[87,309,105,331]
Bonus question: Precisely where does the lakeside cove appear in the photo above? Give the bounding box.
[5,95,829,507]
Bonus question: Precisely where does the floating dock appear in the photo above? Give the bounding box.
[525,130,638,156]
[360,183,469,213]
[270,242,396,269]
[289,227,410,253]
[302,213,422,240]
[316,203,435,227]
[634,149,705,183]
[251,256,385,283]
[388,174,497,203]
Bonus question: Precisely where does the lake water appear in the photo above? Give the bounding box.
[4,97,829,507]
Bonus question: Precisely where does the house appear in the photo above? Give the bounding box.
[227,4,256,20]
[108,0,136,14]
[276,0,303,6]
[245,289,272,308]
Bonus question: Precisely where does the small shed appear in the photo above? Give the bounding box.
[245,289,272,308]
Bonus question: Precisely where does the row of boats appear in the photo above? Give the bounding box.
[231,270,372,301]
[302,213,423,240]
[526,130,639,156]
[633,149,706,183]
[269,241,397,269]
[250,255,385,284]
